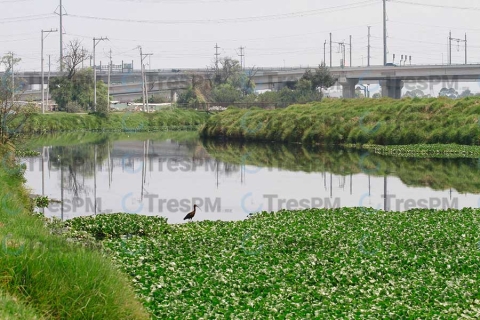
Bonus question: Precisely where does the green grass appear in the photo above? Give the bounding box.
[15,110,209,134]
[200,97,480,145]
[348,143,480,158]
[22,131,199,149]
[0,146,150,319]
[64,208,480,319]
[0,289,43,320]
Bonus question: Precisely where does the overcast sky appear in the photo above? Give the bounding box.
[1,0,480,73]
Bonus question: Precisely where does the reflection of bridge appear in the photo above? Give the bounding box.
[8,64,480,101]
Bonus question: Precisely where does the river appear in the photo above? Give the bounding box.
[22,132,480,224]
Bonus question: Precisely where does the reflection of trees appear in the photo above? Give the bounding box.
[202,140,480,194]
[48,138,110,196]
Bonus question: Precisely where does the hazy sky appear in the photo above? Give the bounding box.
[1,0,480,72]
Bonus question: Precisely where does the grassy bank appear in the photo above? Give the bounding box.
[23,131,199,149]
[16,109,208,134]
[200,97,480,145]
[63,209,480,318]
[0,147,150,319]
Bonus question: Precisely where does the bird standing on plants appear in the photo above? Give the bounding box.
[184,204,201,221]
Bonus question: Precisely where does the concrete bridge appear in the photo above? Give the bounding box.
[7,64,480,101]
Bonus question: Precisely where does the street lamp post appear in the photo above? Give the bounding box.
[41,28,57,114]
[93,37,108,112]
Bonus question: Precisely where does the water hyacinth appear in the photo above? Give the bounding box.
[67,208,480,319]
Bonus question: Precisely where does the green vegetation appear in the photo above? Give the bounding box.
[23,131,199,149]
[62,208,480,318]
[200,97,480,145]
[0,289,43,320]
[351,143,480,158]
[17,110,208,134]
[0,54,37,144]
[49,40,110,113]
[0,145,150,319]
[50,68,109,113]
[177,60,335,108]
[64,213,170,240]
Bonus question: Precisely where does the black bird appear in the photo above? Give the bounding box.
[184,204,201,221]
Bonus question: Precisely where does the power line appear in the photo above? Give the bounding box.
[67,1,378,24]
[0,13,55,23]
[391,0,480,11]
[109,0,252,3]
[390,20,480,32]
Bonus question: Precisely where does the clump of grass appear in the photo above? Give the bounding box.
[200,97,480,145]
[0,289,43,320]
[17,110,209,134]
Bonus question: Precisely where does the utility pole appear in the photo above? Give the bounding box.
[239,46,245,70]
[10,52,14,105]
[383,0,387,66]
[329,33,332,67]
[59,0,64,71]
[214,43,220,72]
[107,49,112,113]
[332,39,351,68]
[93,36,108,112]
[139,46,153,113]
[323,40,326,65]
[139,46,145,112]
[367,26,371,67]
[449,31,452,65]
[144,64,149,112]
[41,28,58,114]
[349,35,352,67]
[448,31,467,65]
[46,55,51,110]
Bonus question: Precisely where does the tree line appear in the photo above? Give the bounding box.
[176,58,337,109]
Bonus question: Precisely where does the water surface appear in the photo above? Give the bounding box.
[22,132,480,223]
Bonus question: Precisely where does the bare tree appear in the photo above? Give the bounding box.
[0,53,35,144]
[63,40,89,79]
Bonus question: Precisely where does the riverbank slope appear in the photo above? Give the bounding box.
[200,97,480,145]
[0,146,150,319]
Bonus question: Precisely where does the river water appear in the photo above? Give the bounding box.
[22,132,480,224]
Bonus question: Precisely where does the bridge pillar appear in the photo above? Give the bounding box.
[339,78,358,98]
[380,79,404,99]
[170,90,178,102]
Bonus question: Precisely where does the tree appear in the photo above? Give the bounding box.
[300,64,337,91]
[213,57,242,85]
[355,88,365,98]
[211,84,242,106]
[459,89,473,98]
[50,77,73,111]
[439,87,458,99]
[404,89,425,98]
[63,40,89,80]
[50,41,108,113]
[0,53,36,143]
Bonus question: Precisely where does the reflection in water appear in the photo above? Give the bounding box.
[23,133,480,223]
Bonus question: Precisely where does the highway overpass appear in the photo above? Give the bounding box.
[7,64,480,101]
